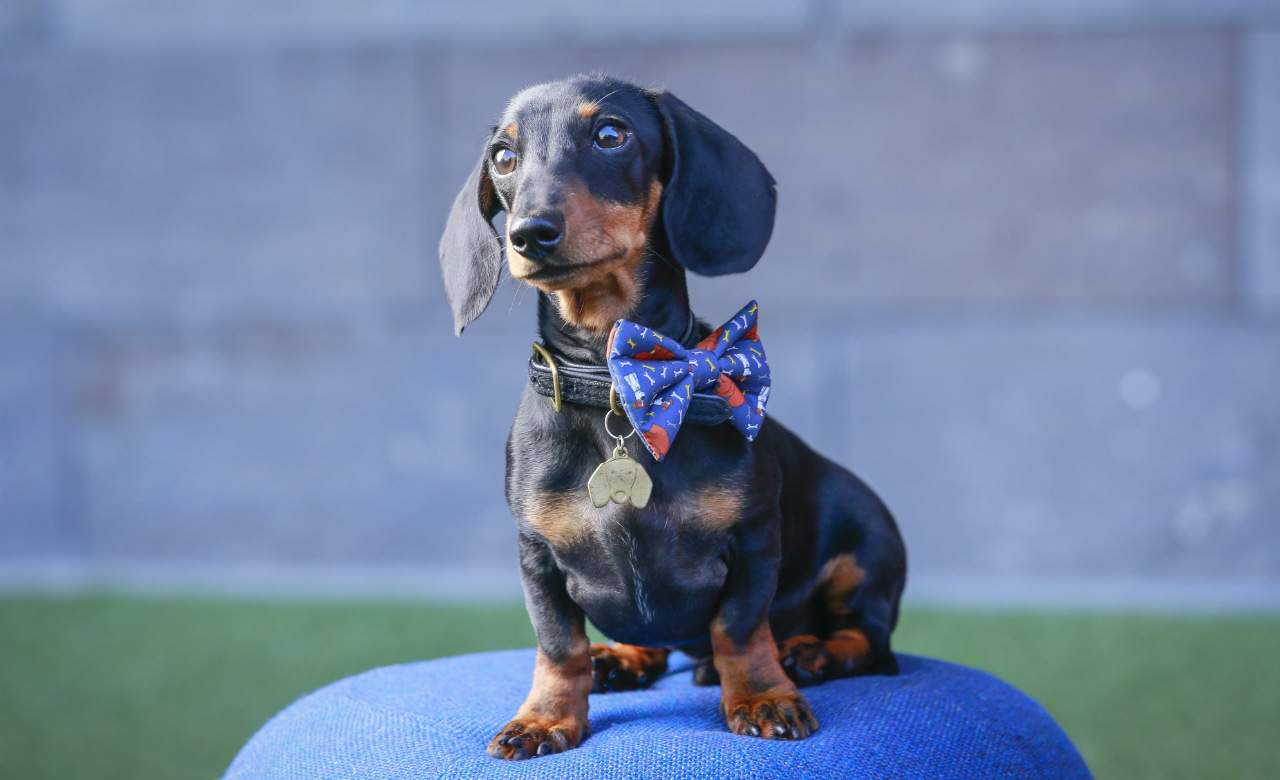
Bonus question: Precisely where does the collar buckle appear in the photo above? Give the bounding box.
[530,342,562,412]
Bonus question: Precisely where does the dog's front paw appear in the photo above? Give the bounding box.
[487,714,586,760]
[722,689,819,740]
[590,643,669,692]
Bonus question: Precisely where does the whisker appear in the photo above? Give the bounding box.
[507,281,523,316]
[592,89,622,108]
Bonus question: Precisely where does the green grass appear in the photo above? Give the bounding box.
[1,595,1277,779]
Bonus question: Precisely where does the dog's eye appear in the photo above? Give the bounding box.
[593,122,630,151]
[492,147,518,176]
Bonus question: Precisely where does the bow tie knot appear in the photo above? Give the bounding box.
[606,301,770,461]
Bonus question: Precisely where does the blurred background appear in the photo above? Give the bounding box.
[2,1,1279,779]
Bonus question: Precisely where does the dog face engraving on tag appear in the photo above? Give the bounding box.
[587,455,652,509]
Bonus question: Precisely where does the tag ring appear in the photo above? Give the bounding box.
[603,408,635,442]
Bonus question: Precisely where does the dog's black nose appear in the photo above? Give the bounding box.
[508,213,564,260]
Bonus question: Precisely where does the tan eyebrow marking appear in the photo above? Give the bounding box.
[501,122,518,137]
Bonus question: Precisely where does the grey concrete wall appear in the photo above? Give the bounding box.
[2,1,1278,605]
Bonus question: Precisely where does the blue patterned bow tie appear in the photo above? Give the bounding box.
[606,301,770,461]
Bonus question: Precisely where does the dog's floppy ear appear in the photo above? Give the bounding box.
[439,139,504,335]
[651,91,777,276]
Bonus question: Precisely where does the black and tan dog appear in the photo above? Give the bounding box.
[439,75,906,760]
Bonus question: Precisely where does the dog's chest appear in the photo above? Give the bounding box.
[511,399,751,642]
[552,500,730,645]
[522,470,742,549]
[517,405,749,544]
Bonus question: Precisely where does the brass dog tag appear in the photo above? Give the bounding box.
[587,442,652,509]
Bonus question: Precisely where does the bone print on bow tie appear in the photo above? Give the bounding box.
[606,301,770,461]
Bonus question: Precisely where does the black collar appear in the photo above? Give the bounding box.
[527,314,732,425]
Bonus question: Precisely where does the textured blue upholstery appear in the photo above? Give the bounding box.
[225,650,1090,779]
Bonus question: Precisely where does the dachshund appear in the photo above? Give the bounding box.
[439,74,906,760]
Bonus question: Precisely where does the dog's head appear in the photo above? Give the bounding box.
[439,75,776,334]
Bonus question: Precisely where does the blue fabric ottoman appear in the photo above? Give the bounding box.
[225,650,1090,779]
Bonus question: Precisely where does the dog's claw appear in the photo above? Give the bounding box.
[794,665,821,686]
[692,658,720,686]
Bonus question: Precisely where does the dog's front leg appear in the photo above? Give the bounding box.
[488,533,591,760]
[711,523,819,740]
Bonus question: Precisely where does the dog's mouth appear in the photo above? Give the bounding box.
[512,251,628,290]
[520,263,582,283]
